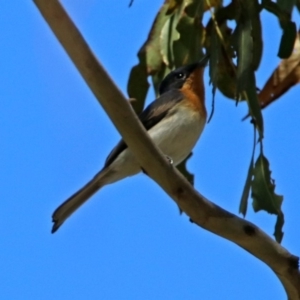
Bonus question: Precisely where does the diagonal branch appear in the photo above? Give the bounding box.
[33,0,300,298]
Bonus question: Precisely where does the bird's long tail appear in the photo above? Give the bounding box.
[51,169,109,233]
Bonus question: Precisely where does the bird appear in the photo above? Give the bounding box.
[52,55,209,233]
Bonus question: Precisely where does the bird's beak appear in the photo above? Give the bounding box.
[182,55,209,74]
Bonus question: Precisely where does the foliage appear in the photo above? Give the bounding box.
[127,0,300,243]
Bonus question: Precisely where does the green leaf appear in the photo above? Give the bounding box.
[244,73,264,139]
[252,154,283,213]
[276,0,297,14]
[233,0,262,71]
[262,0,289,21]
[236,5,253,93]
[235,0,264,137]
[251,153,284,242]
[160,14,180,67]
[262,0,297,59]
[208,23,239,100]
[151,64,171,96]
[160,2,185,68]
[166,0,184,14]
[239,157,253,216]
[239,125,256,217]
[127,62,150,113]
[250,0,263,70]
[274,212,284,243]
[173,15,204,66]
[278,21,297,58]
[185,0,204,18]
[127,3,170,112]
[207,84,216,123]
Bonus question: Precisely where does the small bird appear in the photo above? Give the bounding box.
[52,56,209,233]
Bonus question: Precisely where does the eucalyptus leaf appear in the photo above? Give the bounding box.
[278,21,297,58]
[251,153,284,242]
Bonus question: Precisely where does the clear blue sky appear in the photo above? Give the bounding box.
[1,1,300,299]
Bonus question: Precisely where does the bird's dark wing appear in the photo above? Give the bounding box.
[104,89,184,168]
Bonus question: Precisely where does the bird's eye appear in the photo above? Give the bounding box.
[176,72,185,79]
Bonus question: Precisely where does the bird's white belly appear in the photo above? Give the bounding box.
[148,105,205,165]
[106,105,205,184]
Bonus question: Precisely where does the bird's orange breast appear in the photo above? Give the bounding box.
[180,67,206,119]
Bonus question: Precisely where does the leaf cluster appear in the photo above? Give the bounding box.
[127,0,300,243]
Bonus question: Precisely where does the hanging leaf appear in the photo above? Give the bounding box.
[160,0,186,68]
[239,125,257,217]
[127,62,150,113]
[276,0,297,15]
[235,0,263,137]
[251,153,284,242]
[262,0,297,59]
[166,0,183,14]
[241,30,300,120]
[242,31,300,120]
[207,20,238,100]
[278,20,297,58]
[258,31,300,109]
[151,64,171,95]
[160,14,180,67]
[235,3,253,92]
[127,3,171,112]
[173,15,204,66]
[250,1,263,70]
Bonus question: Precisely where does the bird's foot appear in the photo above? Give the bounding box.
[141,156,173,175]
[165,155,173,165]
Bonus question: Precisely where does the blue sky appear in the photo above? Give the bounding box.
[1,1,300,299]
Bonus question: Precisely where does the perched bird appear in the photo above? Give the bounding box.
[52,56,208,233]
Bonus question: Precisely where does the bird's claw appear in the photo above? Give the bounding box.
[166,155,173,165]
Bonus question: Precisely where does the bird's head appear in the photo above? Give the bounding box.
[159,55,209,95]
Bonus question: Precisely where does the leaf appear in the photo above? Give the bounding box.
[250,1,263,70]
[127,62,150,113]
[244,73,264,139]
[251,154,283,213]
[151,64,171,96]
[276,0,297,14]
[185,0,204,17]
[262,0,290,22]
[235,3,253,92]
[173,15,204,66]
[160,14,180,67]
[278,21,297,58]
[239,156,253,217]
[185,0,222,17]
[274,212,284,243]
[263,0,297,58]
[207,84,216,123]
[166,0,183,14]
[235,0,264,137]
[207,21,239,100]
[127,3,170,112]
[251,153,284,242]
[239,125,257,217]
[160,1,185,68]
[258,31,300,109]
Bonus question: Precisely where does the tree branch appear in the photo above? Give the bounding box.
[33,0,300,298]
